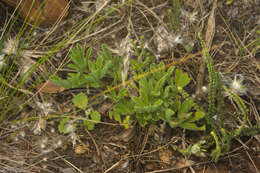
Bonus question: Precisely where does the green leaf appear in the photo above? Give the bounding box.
[165,109,175,121]
[175,69,190,88]
[154,72,168,94]
[189,111,205,122]
[49,75,72,88]
[134,99,163,113]
[122,115,131,129]
[70,44,87,72]
[179,122,206,131]
[84,111,101,130]
[178,97,194,116]
[85,47,92,65]
[58,117,72,134]
[225,0,233,5]
[96,56,103,69]
[172,101,181,112]
[101,44,112,60]
[73,92,88,110]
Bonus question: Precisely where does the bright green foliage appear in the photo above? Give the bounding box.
[73,92,88,110]
[210,131,221,162]
[84,111,101,130]
[109,61,205,129]
[50,44,120,88]
[52,44,121,133]
[175,69,190,88]
[198,33,217,131]
[198,33,257,162]
[58,117,75,134]
[58,92,101,133]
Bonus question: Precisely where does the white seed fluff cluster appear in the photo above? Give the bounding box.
[229,74,247,95]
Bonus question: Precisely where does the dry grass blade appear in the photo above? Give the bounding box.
[196,0,217,96]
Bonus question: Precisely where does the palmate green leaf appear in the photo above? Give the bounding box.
[175,69,190,88]
[67,73,86,88]
[73,92,88,110]
[70,44,89,72]
[84,75,100,88]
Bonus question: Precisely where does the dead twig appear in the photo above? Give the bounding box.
[195,0,217,96]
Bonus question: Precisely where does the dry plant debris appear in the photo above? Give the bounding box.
[0,0,260,172]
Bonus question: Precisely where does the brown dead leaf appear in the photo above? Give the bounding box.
[74,144,87,154]
[37,80,65,94]
[205,0,217,49]
[175,157,194,169]
[159,149,173,164]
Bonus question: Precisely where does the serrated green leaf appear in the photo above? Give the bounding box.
[134,99,163,113]
[175,69,190,88]
[73,92,88,110]
[178,97,194,116]
[154,73,168,94]
[70,44,87,72]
